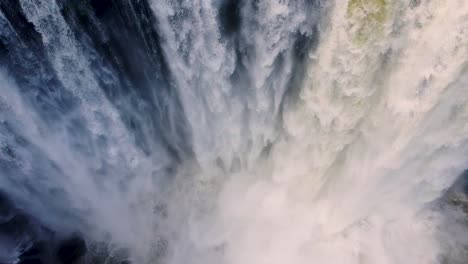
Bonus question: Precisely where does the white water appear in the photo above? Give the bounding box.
[162,1,468,264]
[1,0,468,263]
[150,0,319,167]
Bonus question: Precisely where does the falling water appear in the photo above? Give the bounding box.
[1,0,468,263]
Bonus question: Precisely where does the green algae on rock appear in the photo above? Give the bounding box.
[347,0,390,44]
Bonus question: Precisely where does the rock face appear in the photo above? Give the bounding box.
[18,242,46,264]
[18,259,44,264]
[438,171,468,264]
[0,192,43,263]
[0,192,91,264]
[445,170,468,212]
[56,236,87,264]
[16,235,89,264]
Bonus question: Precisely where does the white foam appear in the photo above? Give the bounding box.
[164,1,468,263]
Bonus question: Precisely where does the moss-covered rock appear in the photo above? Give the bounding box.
[347,0,390,44]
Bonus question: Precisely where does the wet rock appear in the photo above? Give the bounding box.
[56,236,87,264]
[85,241,134,264]
[0,214,29,239]
[445,170,468,213]
[0,192,15,223]
[219,0,242,35]
[18,258,43,264]
[89,0,114,17]
[21,242,45,258]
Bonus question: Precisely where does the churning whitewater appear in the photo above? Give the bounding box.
[1,0,468,263]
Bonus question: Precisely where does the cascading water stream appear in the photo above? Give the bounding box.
[0,0,468,263]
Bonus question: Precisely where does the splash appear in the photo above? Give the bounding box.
[167,1,468,264]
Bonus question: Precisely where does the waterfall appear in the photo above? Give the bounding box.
[1,0,468,263]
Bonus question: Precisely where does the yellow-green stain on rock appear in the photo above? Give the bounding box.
[347,0,390,44]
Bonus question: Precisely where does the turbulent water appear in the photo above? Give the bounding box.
[1,0,468,263]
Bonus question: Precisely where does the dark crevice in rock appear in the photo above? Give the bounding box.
[219,0,242,36]
[56,235,87,264]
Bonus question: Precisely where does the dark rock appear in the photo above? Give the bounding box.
[0,213,29,239]
[444,170,468,213]
[21,242,45,257]
[56,235,87,264]
[219,0,242,35]
[89,0,114,17]
[0,192,14,223]
[18,258,43,264]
